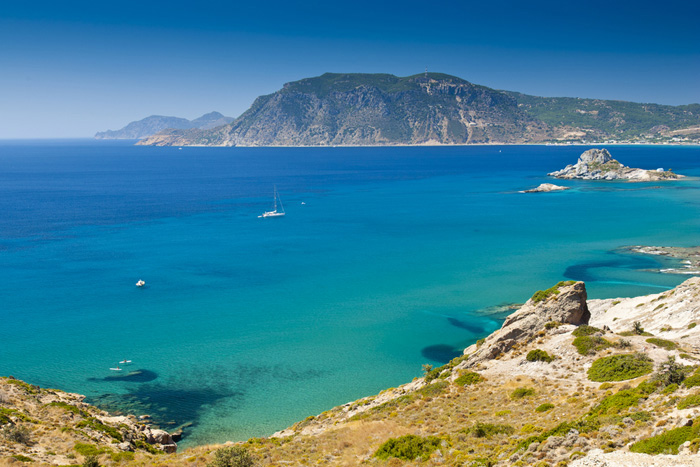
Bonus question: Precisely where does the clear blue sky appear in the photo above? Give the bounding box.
[1,0,698,138]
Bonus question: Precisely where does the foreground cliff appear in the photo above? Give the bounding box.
[3,278,700,466]
[136,72,700,147]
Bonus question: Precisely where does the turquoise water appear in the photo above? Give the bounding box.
[1,141,699,447]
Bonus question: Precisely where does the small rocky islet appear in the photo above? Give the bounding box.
[3,278,700,466]
[548,148,684,181]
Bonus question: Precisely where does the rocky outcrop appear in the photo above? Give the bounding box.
[523,183,570,193]
[548,148,684,181]
[0,377,176,464]
[461,281,589,366]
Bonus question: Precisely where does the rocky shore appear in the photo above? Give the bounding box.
[548,148,684,181]
[625,245,700,275]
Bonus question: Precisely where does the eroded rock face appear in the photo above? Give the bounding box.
[461,281,589,365]
[548,148,683,181]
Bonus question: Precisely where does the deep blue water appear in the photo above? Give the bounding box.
[1,140,699,447]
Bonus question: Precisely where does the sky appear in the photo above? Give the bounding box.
[1,0,699,138]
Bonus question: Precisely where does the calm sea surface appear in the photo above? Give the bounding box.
[1,141,698,447]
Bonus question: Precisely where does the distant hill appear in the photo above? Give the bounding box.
[136,73,700,146]
[95,111,234,139]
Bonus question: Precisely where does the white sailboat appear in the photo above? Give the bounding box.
[260,186,285,218]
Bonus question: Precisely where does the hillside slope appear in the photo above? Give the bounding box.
[3,278,700,466]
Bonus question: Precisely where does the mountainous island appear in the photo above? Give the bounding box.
[3,276,700,466]
[136,73,700,147]
[95,112,234,139]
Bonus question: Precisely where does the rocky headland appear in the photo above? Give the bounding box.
[548,148,684,181]
[4,278,700,466]
[523,183,571,193]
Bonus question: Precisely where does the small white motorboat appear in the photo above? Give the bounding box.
[136,280,145,287]
[119,359,132,364]
[110,365,122,371]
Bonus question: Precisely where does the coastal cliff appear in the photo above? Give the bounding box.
[548,148,684,181]
[4,278,700,466]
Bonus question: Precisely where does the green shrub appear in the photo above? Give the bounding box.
[417,381,449,398]
[683,374,700,388]
[589,381,657,416]
[454,371,483,386]
[646,338,677,350]
[535,403,555,412]
[208,446,256,467]
[633,321,645,335]
[466,422,515,438]
[423,364,441,383]
[47,401,86,417]
[82,454,101,467]
[111,452,134,463]
[74,444,109,457]
[572,325,602,337]
[662,383,679,395]
[374,434,441,461]
[1,424,31,444]
[526,349,554,363]
[75,418,123,442]
[677,394,700,410]
[511,387,536,399]
[544,321,561,330]
[688,323,697,329]
[653,356,686,386]
[476,338,485,348]
[630,423,700,454]
[573,336,612,355]
[531,281,576,303]
[11,455,33,463]
[518,419,599,449]
[587,353,653,382]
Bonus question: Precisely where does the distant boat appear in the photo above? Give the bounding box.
[260,186,285,218]
[119,359,132,364]
[136,280,145,287]
[110,365,122,371]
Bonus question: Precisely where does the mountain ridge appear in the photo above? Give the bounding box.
[137,73,700,146]
[95,111,234,139]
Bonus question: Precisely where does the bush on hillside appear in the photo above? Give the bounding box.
[573,336,612,355]
[531,281,576,303]
[587,353,653,382]
[374,434,441,461]
[630,423,700,454]
[510,387,536,399]
[683,374,700,388]
[526,349,554,363]
[454,371,483,386]
[646,338,678,350]
[466,422,515,438]
[677,394,700,410]
[572,325,602,337]
[208,446,256,467]
[535,403,555,412]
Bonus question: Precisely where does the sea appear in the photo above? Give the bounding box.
[0,140,698,447]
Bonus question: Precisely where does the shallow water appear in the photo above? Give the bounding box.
[0,141,698,446]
